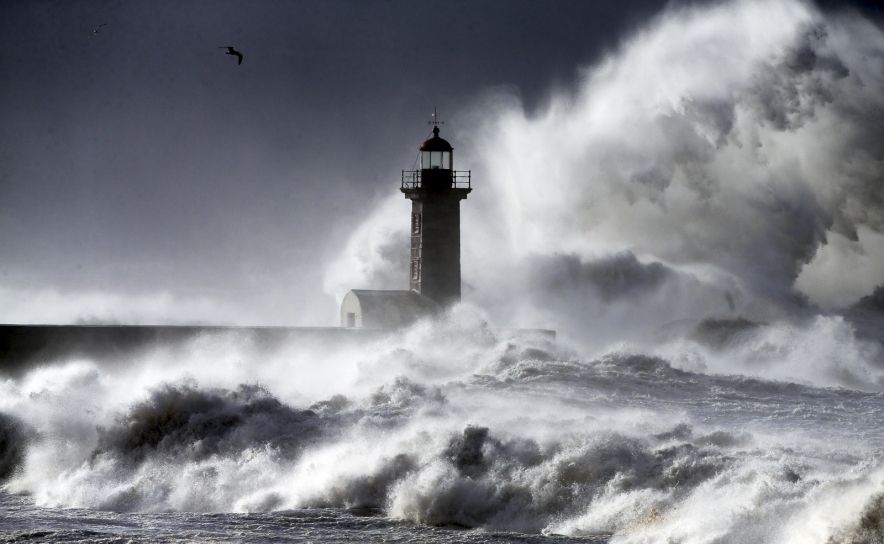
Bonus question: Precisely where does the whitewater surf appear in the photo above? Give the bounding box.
[2,304,884,543]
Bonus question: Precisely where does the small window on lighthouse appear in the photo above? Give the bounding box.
[411,213,421,234]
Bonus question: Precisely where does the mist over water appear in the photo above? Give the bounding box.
[6,0,884,542]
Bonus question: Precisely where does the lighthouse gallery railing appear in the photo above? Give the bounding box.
[401,170,471,189]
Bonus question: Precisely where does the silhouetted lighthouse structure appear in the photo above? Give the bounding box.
[340,115,473,328]
[401,122,471,307]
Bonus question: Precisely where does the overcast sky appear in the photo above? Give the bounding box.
[1,0,881,326]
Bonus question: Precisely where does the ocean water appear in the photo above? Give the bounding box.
[2,310,884,544]
[0,492,603,543]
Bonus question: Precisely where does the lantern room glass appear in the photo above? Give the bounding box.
[421,150,452,170]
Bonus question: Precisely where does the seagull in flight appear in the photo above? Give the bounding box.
[219,46,243,65]
[88,23,107,38]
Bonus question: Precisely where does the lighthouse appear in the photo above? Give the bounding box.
[340,116,470,328]
[401,124,471,307]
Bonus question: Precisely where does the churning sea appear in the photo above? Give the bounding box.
[2,311,884,544]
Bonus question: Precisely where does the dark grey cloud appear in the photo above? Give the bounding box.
[532,252,674,303]
[0,0,677,324]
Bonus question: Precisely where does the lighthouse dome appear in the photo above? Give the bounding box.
[419,126,453,151]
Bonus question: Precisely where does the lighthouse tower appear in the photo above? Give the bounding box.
[339,116,471,329]
[401,122,471,307]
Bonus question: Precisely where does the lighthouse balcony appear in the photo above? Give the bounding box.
[401,170,471,190]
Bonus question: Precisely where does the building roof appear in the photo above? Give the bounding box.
[419,126,453,152]
[344,289,440,329]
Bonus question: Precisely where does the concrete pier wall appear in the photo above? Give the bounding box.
[0,325,387,375]
[0,324,556,377]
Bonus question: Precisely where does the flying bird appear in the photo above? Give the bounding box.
[88,23,107,38]
[219,46,243,65]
